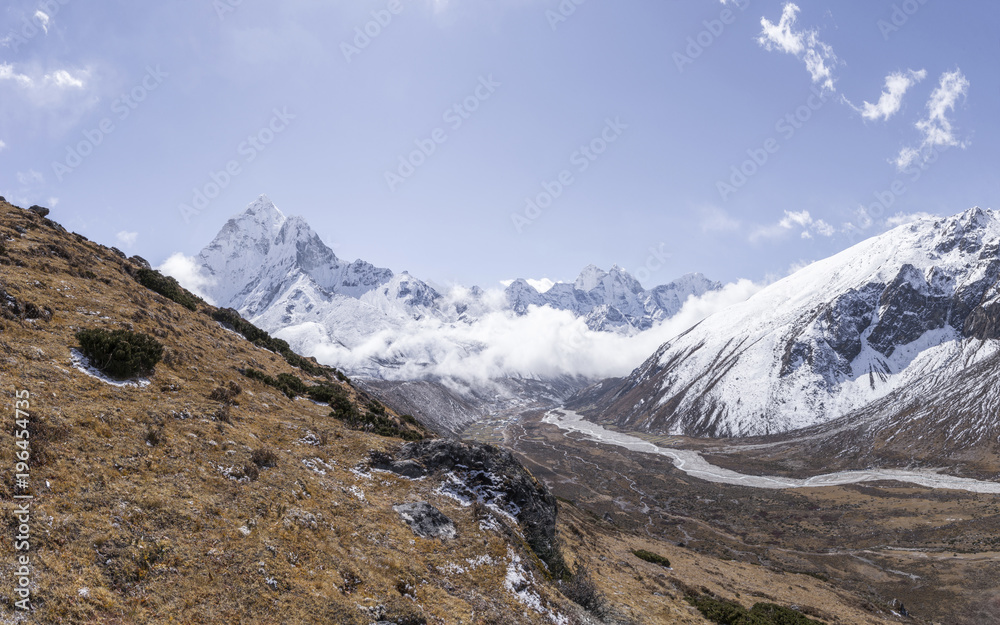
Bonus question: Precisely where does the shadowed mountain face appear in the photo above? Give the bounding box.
[572,207,1000,443]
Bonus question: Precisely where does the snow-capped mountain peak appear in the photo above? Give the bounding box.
[574,264,608,291]
[197,196,393,314]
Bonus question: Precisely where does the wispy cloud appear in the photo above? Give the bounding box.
[0,63,90,95]
[34,11,50,34]
[45,69,85,89]
[895,69,969,170]
[0,139,6,152]
[854,69,926,121]
[0,63,34,88]
[750,210,835,242]
[758,3,838,92]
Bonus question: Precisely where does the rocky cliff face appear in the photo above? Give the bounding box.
[372,439,567,576]
[573,207,1000,439]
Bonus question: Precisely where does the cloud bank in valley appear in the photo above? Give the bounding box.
[274,279,762,384]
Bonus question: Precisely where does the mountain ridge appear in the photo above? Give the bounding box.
[193,195,721,379]
[570,206,1000,448]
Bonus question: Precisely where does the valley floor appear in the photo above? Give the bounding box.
[460,408,1000,624]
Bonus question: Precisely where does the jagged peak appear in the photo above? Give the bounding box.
[574,264,608,291]
[245,193,283,218]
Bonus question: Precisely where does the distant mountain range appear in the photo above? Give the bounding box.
[195,195,720,379]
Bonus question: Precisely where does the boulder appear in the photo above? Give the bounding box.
[393,502,455,540]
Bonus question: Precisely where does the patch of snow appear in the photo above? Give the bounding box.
[70,349,150,388]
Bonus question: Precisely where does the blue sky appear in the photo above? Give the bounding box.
[2,0,997,288]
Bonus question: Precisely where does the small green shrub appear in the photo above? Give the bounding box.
[276,373,307,397]
[135,268,201,311]
[305,382,344,404]
[76,328,163,380]
[686,595,824,625]
[329,404,423,441]
[632,549,671,568]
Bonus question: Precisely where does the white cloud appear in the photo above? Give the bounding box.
[48,197,59,207]
[0,139,6,152]
[293,280,762,383]
[0,63,34,88]
[858,69,926,121]
[44,69,85,89]
[116,231,138,248]
[758,3,838,91]
[752,210,836,242]
[812,219,835,237]
[895,69,969,170]
[0,63,88,92]
[34,11,50,34]
[158,253,217,304]
[779,209,812,229]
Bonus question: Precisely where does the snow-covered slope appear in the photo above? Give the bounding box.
[574,207,1000,438]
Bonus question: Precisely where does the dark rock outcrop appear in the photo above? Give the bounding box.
[373,439,567,576]
[392,502,456,540]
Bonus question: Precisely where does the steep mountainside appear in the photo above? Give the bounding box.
[572,207,1000,444]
